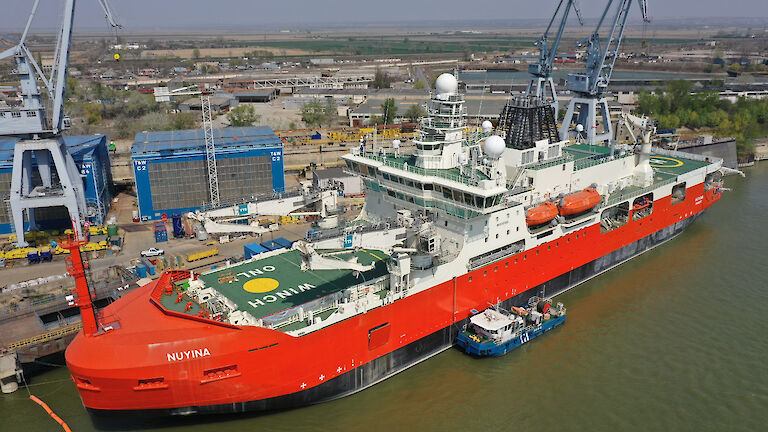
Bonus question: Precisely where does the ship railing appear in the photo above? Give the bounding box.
[359,153,481,187]
[526,153,575,171]
[3,323,83,351]
[574,152,632,171]
[602,177,678,208]
[652,148,724,166]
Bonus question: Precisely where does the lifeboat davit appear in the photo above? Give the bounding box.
[558,188,602,216]
[526,201,559,227]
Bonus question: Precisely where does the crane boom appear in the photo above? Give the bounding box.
[559,0,649,148]
[1,0,121,248]
[0,0,121,136]
[526,0,583,118]
[566,0,649,97]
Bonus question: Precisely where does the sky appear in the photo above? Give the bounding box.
[1,0,767,32]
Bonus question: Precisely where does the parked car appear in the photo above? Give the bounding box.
[140,247,164,257]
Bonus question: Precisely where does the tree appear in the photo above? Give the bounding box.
[170,112,197,130]
[413,80,426,90]
[301,100,326,128]
[192,48,201,59]
[380,98,397,124]
[82,103,102,125]
[227,104,260,127]
[372,68,392,89]
[66,78,80,99]
[323,98,338,127]
[404,104,426,123]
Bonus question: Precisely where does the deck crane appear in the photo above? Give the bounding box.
[0,0,120,246]
[559,0,649,149]
[526,0,583,119]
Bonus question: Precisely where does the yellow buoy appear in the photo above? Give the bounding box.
[113,53,120,61]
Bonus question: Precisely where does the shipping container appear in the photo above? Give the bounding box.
[260,240,283,251]
[244,243,268,260]
[135,264,147,278]
[186,248,219,262]
[273,237,293,249]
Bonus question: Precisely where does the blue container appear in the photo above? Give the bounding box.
[136,265,148,278]
[141,258,156,276]
[172,215,184,238]
[244,243,268,259]
[273,237,293,249]
[260,240,283,251]
[27,251,40,264]
[40,250,53,262]
[155,228,168,243]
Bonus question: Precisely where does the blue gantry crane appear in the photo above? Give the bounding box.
[0,0,120,246]
[526,0,583,120]
[560,0,649,148]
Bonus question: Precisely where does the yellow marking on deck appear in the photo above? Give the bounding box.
[363,249,384,261]
[243,278,280,293]
[649,156,684,168]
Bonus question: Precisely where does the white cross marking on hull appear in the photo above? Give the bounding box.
[300,382,306,389]
[337,366,342,373]
[319,374,325,381]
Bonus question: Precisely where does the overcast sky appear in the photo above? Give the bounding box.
[1,0,767,32]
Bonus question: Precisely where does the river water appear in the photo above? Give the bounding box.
[2,164,767,432]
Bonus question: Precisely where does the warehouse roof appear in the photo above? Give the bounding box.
[0,134,106,167]
[131,126,281,156]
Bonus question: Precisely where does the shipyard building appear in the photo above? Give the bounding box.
[132,126,285,221]
[0,134,113,234]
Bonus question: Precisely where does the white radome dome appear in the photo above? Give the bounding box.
[481,120,493,133]
[575,124,584,132]
[392,139,400,148]
[483,135,505,159]
[435,73,458,95]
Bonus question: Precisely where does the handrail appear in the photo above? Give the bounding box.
[4,323,82,351]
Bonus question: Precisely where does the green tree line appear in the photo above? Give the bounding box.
[636,80,768,162]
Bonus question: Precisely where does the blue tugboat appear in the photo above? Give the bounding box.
[457,297,566,357]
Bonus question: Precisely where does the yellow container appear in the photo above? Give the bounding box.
[186,248,219,262]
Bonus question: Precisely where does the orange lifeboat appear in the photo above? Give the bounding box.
[526,201,559,227]
[558,188,602,216]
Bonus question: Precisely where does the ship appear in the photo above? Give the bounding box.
[66,73,724,416]
[456,298,566,357]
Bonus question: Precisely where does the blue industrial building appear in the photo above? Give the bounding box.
[131,126,284,221]
[0,134,113,234]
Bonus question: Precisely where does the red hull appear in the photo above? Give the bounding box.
[66,182,720,412]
